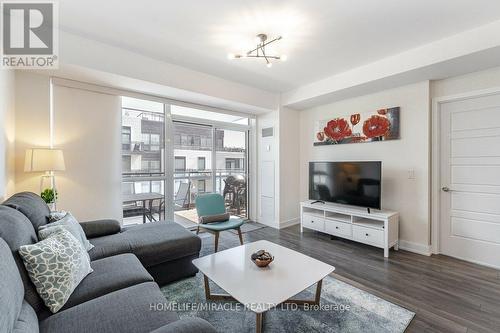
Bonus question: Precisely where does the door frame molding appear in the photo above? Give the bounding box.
[431,86,500,254]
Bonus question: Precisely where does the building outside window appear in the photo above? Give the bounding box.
[225,158,243,170]
[141,160,161,172]
[197,180,206,193]
[198,157,206,170]
[122,156,131,173]
[122,126,131,151]
[150,134,160,151]
[175,156,186,171]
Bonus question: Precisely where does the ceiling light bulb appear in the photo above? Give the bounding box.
[227,53,236,60]
[280,55,288,61]
[266,62,273,68]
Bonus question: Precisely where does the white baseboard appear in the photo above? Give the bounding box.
[279,218,300,229]
[398,240,432,256]
[434,252,500,270]
[254,219,280,229]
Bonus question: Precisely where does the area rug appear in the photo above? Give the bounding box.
[160,274,414,333]
[229,221,266,235]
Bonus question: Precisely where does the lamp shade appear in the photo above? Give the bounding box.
[24,148,66,172]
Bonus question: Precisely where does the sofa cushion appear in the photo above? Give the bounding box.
[80,219,121,238]
[0,206,38,248]
[3,192,50,230]
[19,228,94,313]
[0,237,24,333]
[39,282,179,333]
[0,206,46,315]
[12,301,39,333]
[87,233,132,259]
[88,222,201,267]
[62,253,153,310]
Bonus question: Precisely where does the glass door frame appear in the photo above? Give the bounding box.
[121,102,168,224]
[212,127,250,219]
[166,108,252,222]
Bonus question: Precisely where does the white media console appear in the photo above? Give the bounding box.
[300,200,399,257]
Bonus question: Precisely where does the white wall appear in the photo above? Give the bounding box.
[431,65,500,98]
[255,106,301,229]
[0,70,16,201]
[299,81,431,248]
[52,85,122,221]
[256,110,280,227]
[278,106,300,226]
[14,72,51,194]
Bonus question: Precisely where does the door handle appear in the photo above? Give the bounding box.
[441,186,452,192]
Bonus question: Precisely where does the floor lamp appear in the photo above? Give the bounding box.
[24,148,66,211]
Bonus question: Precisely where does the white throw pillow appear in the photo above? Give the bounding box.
[18,227,93,313]
[39,213,94,251]
[49,210,67,222]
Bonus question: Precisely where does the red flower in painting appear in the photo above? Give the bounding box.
[363,115,390,138]
[377,108,388,115]
[324,118,352,141]
[350,113,361,126]
[316,132,325,141]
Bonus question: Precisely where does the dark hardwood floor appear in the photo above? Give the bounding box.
[198,224,500,333]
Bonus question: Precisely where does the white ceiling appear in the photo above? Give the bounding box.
[59,0,500,92]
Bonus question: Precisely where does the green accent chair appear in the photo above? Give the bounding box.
[195,193,244,252]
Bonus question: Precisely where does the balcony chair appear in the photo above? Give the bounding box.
[195,193,244,252]
[174,181,191,211]
[146,198,164,222]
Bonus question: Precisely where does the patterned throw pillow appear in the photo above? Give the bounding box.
[39,213,94,251]
[49,210,67,222]
[18,227,93,313]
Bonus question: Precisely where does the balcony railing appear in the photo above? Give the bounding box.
[122,168,247,218]
[122,141,161,153]
[123,141,245,153]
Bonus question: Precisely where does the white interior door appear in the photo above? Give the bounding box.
[439,92,500,268]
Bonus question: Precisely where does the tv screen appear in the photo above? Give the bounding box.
[309,161,381,209]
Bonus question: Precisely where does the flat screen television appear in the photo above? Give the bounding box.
[309,161,381,209]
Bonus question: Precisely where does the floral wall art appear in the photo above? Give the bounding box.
[314,107,400,146]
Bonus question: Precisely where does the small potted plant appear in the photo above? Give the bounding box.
[41,188,58,210]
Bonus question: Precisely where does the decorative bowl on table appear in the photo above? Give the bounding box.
[251,250,274,267]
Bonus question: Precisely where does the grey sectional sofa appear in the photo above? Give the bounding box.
[0,192,216,333]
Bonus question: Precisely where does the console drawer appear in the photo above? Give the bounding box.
[352,225,384,246]
[325,219,352,237]
[302,214,325,232]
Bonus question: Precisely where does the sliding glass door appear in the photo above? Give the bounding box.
[215,129,248,218]
[172,124,249,227]
[121,97,166,225]
[121,96,251,227]
[172,122,214,227]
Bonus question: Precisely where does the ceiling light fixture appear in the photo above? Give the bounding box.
[227,34,287,67]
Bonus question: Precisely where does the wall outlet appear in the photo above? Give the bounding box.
[408,169,416,179]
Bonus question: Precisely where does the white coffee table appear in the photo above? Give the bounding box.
[192,240,335,333]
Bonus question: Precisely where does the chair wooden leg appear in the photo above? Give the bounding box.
[237,227,243,245]
[214,232,219,252]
